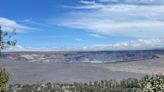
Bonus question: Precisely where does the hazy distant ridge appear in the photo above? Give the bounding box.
[3,49,164,63]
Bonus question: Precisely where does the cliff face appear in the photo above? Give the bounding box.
[2,49,163,63]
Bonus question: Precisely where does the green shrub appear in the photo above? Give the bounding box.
[139,74,164,92]
[0,68,9,92]
[5,74,164,92]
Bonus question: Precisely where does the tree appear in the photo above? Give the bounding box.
[0,26,16,57]
[0,26,16,92]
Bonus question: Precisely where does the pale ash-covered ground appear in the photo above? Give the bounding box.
[1,54,164,84]
[1,59,144,84]
[94,55,164,75]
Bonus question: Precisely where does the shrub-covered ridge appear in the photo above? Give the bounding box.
[6,74,164,92]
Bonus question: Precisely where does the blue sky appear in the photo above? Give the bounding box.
[0,0,164,51]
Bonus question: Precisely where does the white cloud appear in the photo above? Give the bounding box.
[88,34,105,38]
[22,19,52,28]
[0,17,36,32]
[6,45,53,51]
[98,0,164,5]
[64,1,104,9]
[5,38,164,51]
[56,0,164,50]
[81,39,164,51]
[80,0,96,5]
[58,1,164,39]
[6,45,27,51]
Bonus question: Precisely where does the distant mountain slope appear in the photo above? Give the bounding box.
[3,49,164,63]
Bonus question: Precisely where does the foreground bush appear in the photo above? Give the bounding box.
[139,74,164,92]
[6,74,164,92]
[0,68,9,92]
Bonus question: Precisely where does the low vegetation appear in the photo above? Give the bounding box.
[0,68,9,92]
[5,74,164,92]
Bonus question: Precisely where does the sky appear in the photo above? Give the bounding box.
[0,0,164,51]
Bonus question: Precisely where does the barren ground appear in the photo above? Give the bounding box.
[1,56,164,84]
